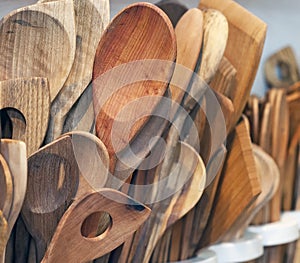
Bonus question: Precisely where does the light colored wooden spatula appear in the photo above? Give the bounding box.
[0,0,76,102]
[41,189,151,263]
[0,154,13,220]
[199,0,267,126]
[0,139,27,263]
[93,2,176,176]
[199,116,261,247]
[0,78,50,156]
[40,0,109,143]
[22,132,109,262]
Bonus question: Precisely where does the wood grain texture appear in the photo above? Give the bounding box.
[41,189,151,263]
[0,139,27,263]
[0,0,76,102]
[93,2,176,170]
[155,0,188,27]
[222,144,280,241]
[199,117,261,246]
[131,142,206,263]
[199,0,267,126]
[0,78,50,156]
[0,211,8,260]
[169,8,203,112]
[0,154,13,220]
[264,46,300,88]
[42,0,109,143]
[197,9,228,84]
[22,132,109,262]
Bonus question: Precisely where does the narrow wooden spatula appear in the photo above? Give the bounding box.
[41,189,151,263]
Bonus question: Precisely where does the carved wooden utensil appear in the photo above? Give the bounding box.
[199,0,267,126]
[155,0,188,27]
[0,78,50,156]
[0,139,27,263]
[0,211,8,260]
[0,154,13,220]
[221,144,280,241]
[199,116,261,247]
[93,2,176,176]
[126,141,206,263]
[39,0,109,143]
[22,132,109,262]
[0,0,76,102]
[264,46,300,88]
[41,189,151,263]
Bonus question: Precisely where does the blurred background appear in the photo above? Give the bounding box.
[1,0,299,97]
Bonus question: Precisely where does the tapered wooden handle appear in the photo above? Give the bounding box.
[42,189,151,263]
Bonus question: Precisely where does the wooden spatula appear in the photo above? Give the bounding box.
[0,0,76,102]
[22,132,109,262]
[41,189,151,263]
[0,78,50,156]
[199,116,261,247]
[155,0,188,27]
[199,0,267,126]
[93,2,176,177]
[0,139,27,263]
[40,0,109,143]
[264,46,300,88]
[221,144,280,241]
[0,154,13,220]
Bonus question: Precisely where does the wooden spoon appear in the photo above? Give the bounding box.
[40,0,109,143]
[22,132,109,262]
[92,2,176,176]
[199,116,261,247]
[264,46,300,88]
[199,0,267,126]
[0,211,8,260]
[0,154,13,219]
[41,189,151,263]
[155,0,188,27]
[0,78,50,156]
[0,139,27,263]
[0,0,76,102]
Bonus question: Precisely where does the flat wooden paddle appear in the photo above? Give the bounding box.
[155,0,188,27]
[199,0,267,126]
[41,189,151,263]
[93,3,176,177]
[41,0,109,143]
[22,132,109,262]
[199,116,261,247]
[0,78,50,156]
[0,0,76,102]
[0,139,27,263]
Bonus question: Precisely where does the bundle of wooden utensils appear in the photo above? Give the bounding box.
[4,0,295,262]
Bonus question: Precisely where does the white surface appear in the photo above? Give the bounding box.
[282,211,300,229]
[208,231,264,262]
[248,217,299,246]
[1,0,300,97]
